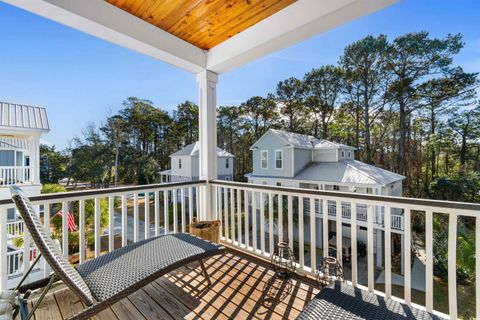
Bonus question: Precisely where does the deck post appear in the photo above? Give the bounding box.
[197,70,218,221]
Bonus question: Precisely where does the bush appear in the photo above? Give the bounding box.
[41,183,67,194]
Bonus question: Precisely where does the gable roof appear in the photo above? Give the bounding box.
[294,160,405,186]
[0,101,50,132]
[252,129,356,150]
[170,141,234,158]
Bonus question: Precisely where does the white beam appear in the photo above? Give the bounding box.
[197,70,218,220]
[2,0,206,73]
[206,0,398,73]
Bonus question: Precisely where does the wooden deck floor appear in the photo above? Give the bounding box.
[29,250,320,320]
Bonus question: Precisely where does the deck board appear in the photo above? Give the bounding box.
[28,250,318,319]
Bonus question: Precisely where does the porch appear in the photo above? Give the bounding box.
[28,250,318,320]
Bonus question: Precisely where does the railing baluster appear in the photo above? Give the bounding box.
[425,209,433,311]
[225,188,230,241]
[404,208,411,305]
[94,198,101,258]
[351,202,357,287]
[121,195,127,246]
[367,204,374,292]
[79,200,86,264]
[133,193,139,242]
[145,192,150,239]
[189,187,194,225]
[244,189,249,249]
[252,191,257,251]
[44,203,52,274]
[299,196,304,269]
[108,196,114,252]
[288,195,293,251]
[336,200,342,270]
[173,189,178,233]
[154,191,160,237]
[195,186,200,219]
[260,192,265,255]
[384,205,391,298]
[448,214,457,319]
[310,197,316,272]
[278,194,283,243]
[62,201,68,258]
[268,193,274,255]
[218,187,223,239]
[237,189,242,247]
[323,199,328,259]
[181,189,186,233]
[230,188,235,244]
[164,190,169,234]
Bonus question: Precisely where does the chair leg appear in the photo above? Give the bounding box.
[199,260,211,286]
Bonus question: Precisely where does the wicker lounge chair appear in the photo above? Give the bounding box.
[10,185,226,320]
[297,282,445,320]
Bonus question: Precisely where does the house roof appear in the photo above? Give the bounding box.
[314,140,356,150]
[0,101,50,132]
[294,160,405,186]
[170,141,234,158]
[254,129,356,150]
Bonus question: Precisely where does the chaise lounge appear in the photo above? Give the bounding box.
[10,185,226,320]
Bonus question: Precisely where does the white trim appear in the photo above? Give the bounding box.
[274,149,283,169]
[261,150,268,169]
[4,0,397,75]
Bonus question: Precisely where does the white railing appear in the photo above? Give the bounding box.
[0,179,478,319]
[211,180,480,320]
[7,247,38,276]
[6,220,24,237]
[0,166,31,186]
[0,180,203,290]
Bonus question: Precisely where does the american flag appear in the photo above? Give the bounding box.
[57,210,77,232]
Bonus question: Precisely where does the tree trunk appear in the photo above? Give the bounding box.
[398,102,407,176]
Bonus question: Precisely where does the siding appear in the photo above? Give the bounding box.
[252,132,294,177]
[293,149,311,175]
[312,149,336,162]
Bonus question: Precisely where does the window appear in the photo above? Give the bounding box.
[225,176,230,181]
[333,185,340,191]
[178,158,182,169]
[261,150,268,169]
[275,150,283,169]
[276,182,282,187]
[341,150,345,158]
[348,151,351,158]
[226,158,229,168]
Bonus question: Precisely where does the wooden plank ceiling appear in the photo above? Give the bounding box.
[105,0,297,50]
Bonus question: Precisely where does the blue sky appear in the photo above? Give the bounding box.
[0,0,479,149]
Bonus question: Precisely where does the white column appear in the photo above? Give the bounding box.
[196,70,218,220]
[28,136,40,184]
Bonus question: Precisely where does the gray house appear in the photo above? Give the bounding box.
[246,129,406,272]
[160,141,234,183]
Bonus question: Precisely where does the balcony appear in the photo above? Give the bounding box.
[0,180,478,319]
[0,166,31,186]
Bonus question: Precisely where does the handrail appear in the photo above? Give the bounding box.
[211,179,480,213]
[0,180,206,205]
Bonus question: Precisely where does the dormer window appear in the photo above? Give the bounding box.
[226,158,229,168]
[275,150,283,169]
[341,150,345,158]
[348,151,351,158]
[178,158,182,169]
[261,150,268,169]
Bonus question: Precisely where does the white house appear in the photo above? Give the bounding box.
[0,101,49,281]
[160,141,234,183]
[246,129,406,271]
